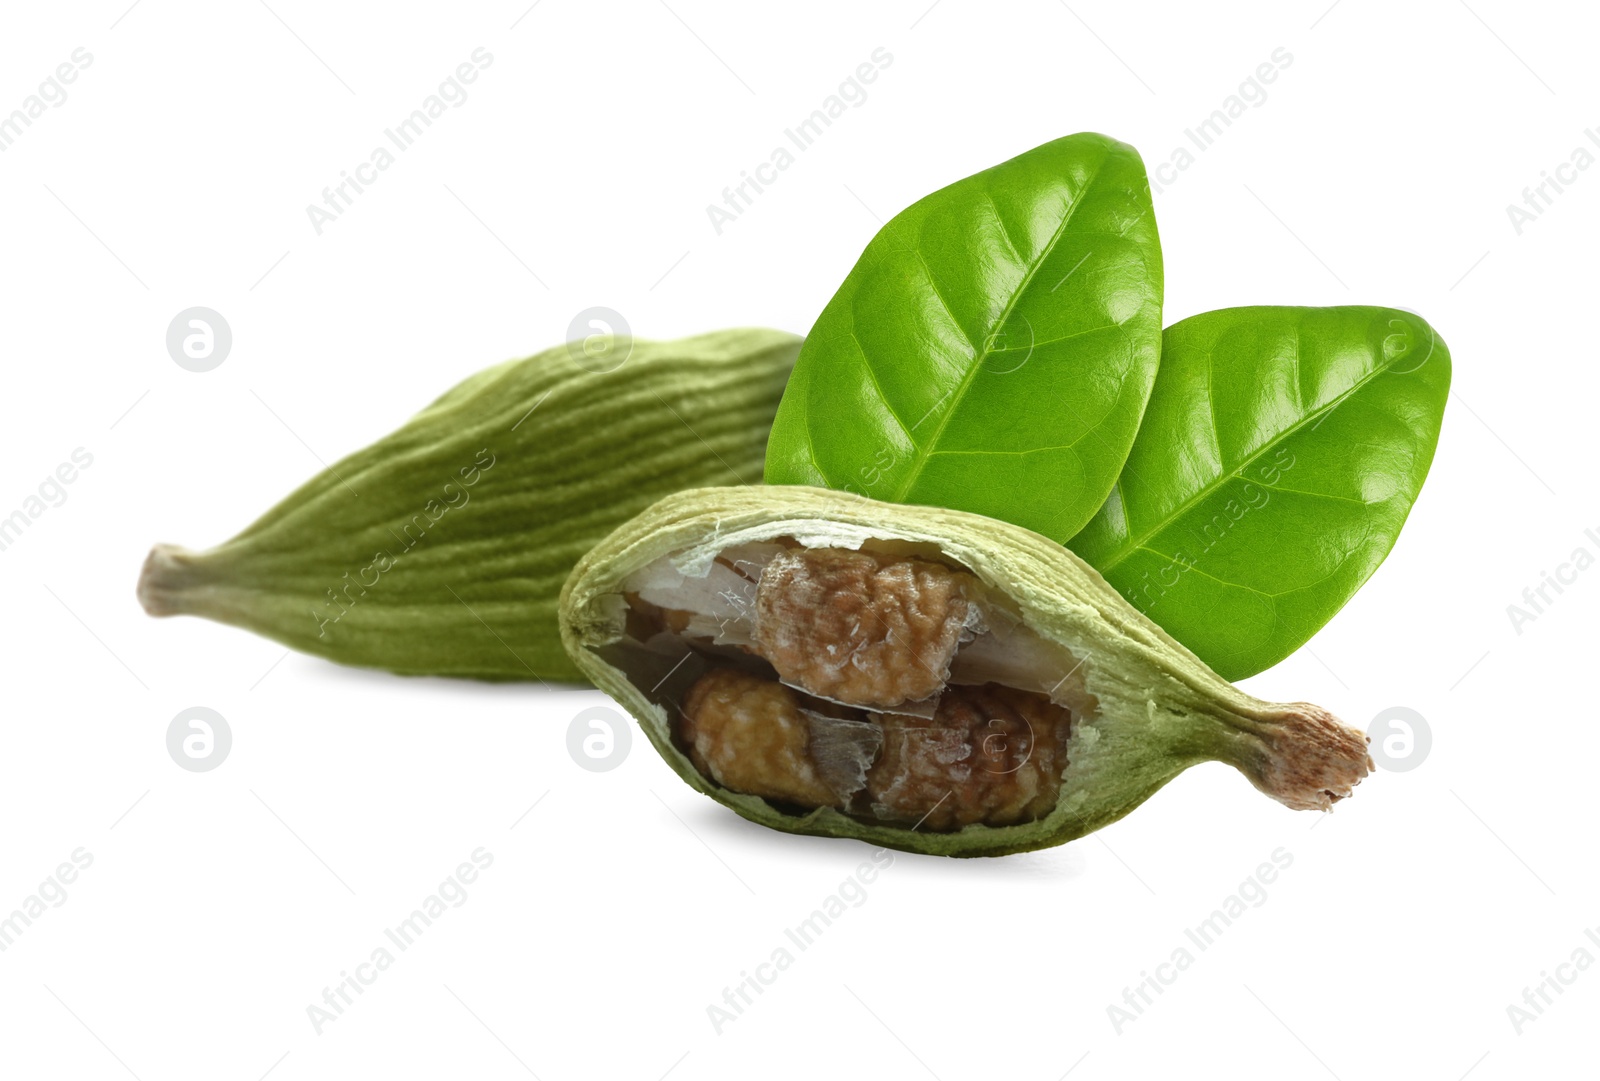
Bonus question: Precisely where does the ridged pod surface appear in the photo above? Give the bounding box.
[138,329,801,681]
[561,485,1372,857]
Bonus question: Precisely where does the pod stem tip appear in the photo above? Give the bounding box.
[137,543,198,616]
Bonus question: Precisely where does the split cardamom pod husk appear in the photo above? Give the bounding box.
[560,485,1372,857]
[138,329,801,682]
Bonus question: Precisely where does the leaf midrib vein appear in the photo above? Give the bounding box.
[891,152,1111,501]
[1093,348,1405,574]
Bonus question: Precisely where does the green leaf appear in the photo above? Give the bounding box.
[1069,306,1451,680]
[765,132,1164,543]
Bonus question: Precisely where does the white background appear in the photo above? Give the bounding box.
[0,1,1594,1077]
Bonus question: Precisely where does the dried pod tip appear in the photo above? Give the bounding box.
[1244,703,1374,812]
[137,543,200,617]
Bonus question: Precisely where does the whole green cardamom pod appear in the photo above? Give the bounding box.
[138,328,801,681]
[560,484,1372,857]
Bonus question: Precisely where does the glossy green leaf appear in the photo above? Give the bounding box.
[1069,306,1451,680]
[765,132,1163,543]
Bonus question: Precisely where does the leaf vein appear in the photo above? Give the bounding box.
[893,150,1113,500]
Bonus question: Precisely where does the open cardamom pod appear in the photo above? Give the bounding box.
[560,485,1372,857]
[138,329,800,681]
